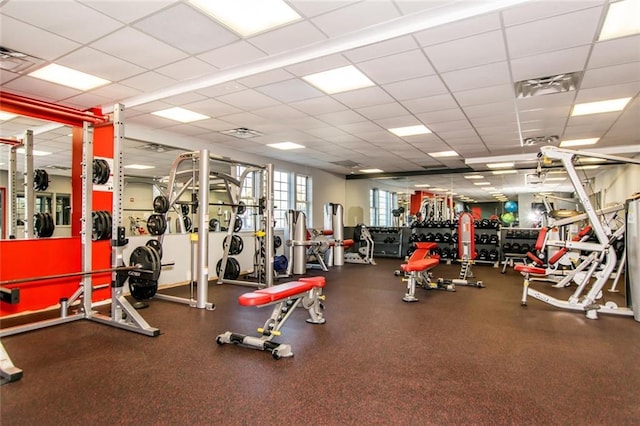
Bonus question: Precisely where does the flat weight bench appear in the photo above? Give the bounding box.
[401,242,453,302]
[216,277,326,359]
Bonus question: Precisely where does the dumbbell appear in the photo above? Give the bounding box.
[409,233,419,243]
[440,247,450,259]
[442,233,451,243]
[488,249,499,261]
[502,242,512,252]
[490,219,500,229]
[481,219,491,229]
[479,233,489,244]
[489,234,499,244]
[424,233,432,242]
[510,243,521,253]
[434,233,443,242]
[474,234,479,243]
[521,243,530,254]
[478,249,489,261]
[451,233,459,243]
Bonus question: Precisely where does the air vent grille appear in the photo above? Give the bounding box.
[515,72,580,98]
[220,127,263,139]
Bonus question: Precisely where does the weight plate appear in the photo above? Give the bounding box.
[183,215,192,232]
[273,235,282,249]
[233,217,242,233]
[209,218,219,231]
[181,204,189,216]
[153,195,169,214]
[236,201,246,215]
[223,235,244,255]
[146,239,163,260]
[147,214,167,236]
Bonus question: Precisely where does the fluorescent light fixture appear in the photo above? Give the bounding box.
[28,64,110,90]
[486,162,514,169]
[545,177,566,181]
[473,182,491,186]
[303,65,374,94]
[492,170,518,175]
[571,97,631,116]
[359,168,383,173]
[428,150,458,158]
[389,125,431,137]
[576,165,600,170]
[152,107,209,123]
[430,187,448,191]
[578,157,603,163]
[559,138,599,148]
[548,170,566,174]
[267,142,305,150]
[599,0,640,41]
[414,184,431,188]
[189,0,300,37]
[482,187,498,191]
[16,148,51,156]
[124,164,155,170]
[464,175,484,179]
[0,111,18,121]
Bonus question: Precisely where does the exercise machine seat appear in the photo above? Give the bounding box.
[514,265,546,275]
[401,258,439,273]
[239,277,326,307]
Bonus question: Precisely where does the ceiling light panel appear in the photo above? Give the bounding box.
[28,63,110,90]
[360,168,383,173]
[559,138,599,147]
[486,162,514,169]
[188,0,301,37]
[267,142,305,150]
[16,148,51,156]
[428,150,458,158]
[302,65,374,94]
[571,97,631,116]
[152,107,210,123]
[464,175,484,179]
[599,0,640,41]
[124,164,155,169]
[389,125,431,137]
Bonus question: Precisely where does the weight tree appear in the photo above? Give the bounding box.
[151,149,275,310]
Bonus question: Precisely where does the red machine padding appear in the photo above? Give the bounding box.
[238,277,326,307]
[527,252,545,266]
[321,229,333,236]
[548,248,568,265]
[401,258,439,273]
[343,239,354,248]
[414,242,437,250]
[534,227,548,251]
[514,265,547,275]
[577,226,592,238]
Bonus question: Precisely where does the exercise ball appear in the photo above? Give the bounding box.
[501,212,515,224]
[504,201,518,213]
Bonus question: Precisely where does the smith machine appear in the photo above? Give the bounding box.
[0,105,167,384]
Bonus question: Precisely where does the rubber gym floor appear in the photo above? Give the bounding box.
[1,258,639,425]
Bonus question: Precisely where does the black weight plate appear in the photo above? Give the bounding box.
[92,159,103,184]
[181,204,189,216]
[224,235,244,256]
[209,218,219,231]
[147,244,161,282]
[146,239,163,260]
[97,210,106,240]
[236,201,246,215]
[153,195,169,214]
[147,214,167,236]
[91,211,100,241]
[183,215,192,232]
[34,213,43,237]
[216,257,241,280]
[233,217,242,233]
[273,235,282,249]
[105,211,113,239]
[101,159,110,184]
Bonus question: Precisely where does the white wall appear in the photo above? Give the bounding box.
[595,163,640,207]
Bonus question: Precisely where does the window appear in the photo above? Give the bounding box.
[16,193,52,226]
[370,188,378,226]
[237,166,256,230]
[369,188,396,226]
[295,174,311,224]
[273,170,289,229]
[55,194,71,225]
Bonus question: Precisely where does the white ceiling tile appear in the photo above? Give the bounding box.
[429,119,478,133]
[3,75,81,101]
[575,82,640,103]
[217,112,273,128]
[382,75,448,101]
[441,61,511,92]
[198,41,265,69]
[454,84,514,107]
[470,115,517,128]
[92,27,188,69]
[374,115,430,130]
[357,49,435,85]
[425,31,507,73]
[290,97,349,116]
[162,124,212,137]
[581,62,640,89]
[356,103,408,121]
[402,94,458,114]
[288,0,354,18]
[343,35,419,63]
[248,21,326,55]
[516,91,575,110]
[506,7,603,59]
[1,1,123,44]
[155,58,219,81]
[510,45,591,81]
[414,13,501,47]
[160,92,208,107]
[120,71,177,92]
[284,116,327,131]
[216,89,281,110]
[589,35,640,69]
[0,69,19,85]
[255,79,323,103]
[417,108,467,124]
[501,0,604,26]
[236,69,296,88]
[190,118,238,132]
[438,128,480,141]
[337,121,383,134]
[133,4,238,54]
[79,0,177,24]
[0,15,80,61]
[183,99,242,118]
[196,82,247,98]
[306,127,349,139]
[565,114,618,133]
[332,87,395,109]
[57,47,146,82]
[61,92,113,110]
[315,110,366,126]
[90,84,143,103]
[252,104,308,121]
[310,0,401,37]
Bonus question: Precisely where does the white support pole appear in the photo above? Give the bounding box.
[7,146,17,238]
[197,149,209,309]
[264,163,275,286]
[81,123,94,315]
[23,130,34,239]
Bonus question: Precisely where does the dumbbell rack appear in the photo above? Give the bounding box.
[500,227,540,272]
[474,221,501,267]
[368,227,409,258]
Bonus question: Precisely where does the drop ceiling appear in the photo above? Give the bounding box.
[0,0,639,201]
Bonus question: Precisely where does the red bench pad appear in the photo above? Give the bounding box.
[343,239,354,248]
[514,265,546,275]
[401,258,439,273]
[238,277,326,307]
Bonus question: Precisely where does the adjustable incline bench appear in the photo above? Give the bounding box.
[400,242,453,302]
[216,276,326,359]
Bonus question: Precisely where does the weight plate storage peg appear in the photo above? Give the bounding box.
[147,214,167,236]
[153,195,170,214]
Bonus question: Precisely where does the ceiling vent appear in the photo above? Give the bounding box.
[220,127,263,139]
[330,160,361,168]
[523,135,559,146]
[0,46,44,73]
[138,143,178,153]
[515,72,581,98]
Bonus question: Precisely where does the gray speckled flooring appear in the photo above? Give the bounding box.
[2,259,639,425]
